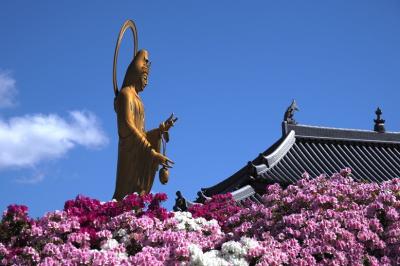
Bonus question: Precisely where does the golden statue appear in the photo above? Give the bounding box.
[112,20,176,200]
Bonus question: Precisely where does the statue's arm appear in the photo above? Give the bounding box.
[120,90,153,149]
[146,128,161,138]
[146,128,161,153]
[118,90,169,165]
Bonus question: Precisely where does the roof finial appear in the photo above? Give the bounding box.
[374,107,385,133]
[284,100,299,124]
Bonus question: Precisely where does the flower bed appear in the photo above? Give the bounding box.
[1,169,400,265]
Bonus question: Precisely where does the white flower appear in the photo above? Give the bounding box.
[188,242,250,266]
[203,252,230,266]
[100,239,119,250]
[174,212,218,231]
[240,237,259,250]
[117,229,127,237]
[194,217,207,225]
[227,257,248,266]
[117,252,128,260]
[188,244,230,266]
[188,244,203,260]
[121,235,130,246]
[215,239,255,266]
[221,241,247,257]
[174,211,192,221]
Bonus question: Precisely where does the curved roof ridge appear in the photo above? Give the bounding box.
[262,130,296,169]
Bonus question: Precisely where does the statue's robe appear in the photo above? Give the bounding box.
[113,86,161,200]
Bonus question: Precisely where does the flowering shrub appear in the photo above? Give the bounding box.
[1,169,400,265]
[195,169,400,265]
[189,193,241,230]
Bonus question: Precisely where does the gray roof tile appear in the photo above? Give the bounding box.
[197,122,400,201]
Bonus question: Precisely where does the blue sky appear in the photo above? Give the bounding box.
[1,1,400,217]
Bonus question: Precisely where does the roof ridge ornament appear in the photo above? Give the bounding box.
[374,107,385,133]
[284,99,299,125]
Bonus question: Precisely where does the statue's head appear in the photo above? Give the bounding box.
[122,49,151,92]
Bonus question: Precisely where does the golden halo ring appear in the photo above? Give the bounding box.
[113,20,138,97]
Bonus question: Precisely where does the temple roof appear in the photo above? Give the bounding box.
[262,123,400,183]
[199,104,400,197]
[173,104,400,210]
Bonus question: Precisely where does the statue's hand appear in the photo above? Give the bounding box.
[159,113,178,132]
[151,149,174,166]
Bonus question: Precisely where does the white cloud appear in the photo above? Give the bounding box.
[0,71,17,108]
[0,111,108,169]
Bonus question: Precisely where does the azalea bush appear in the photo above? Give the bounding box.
[1,169,400,265]
[197,169,400,265]
[189,193,241,230]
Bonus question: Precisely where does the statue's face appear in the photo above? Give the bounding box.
[134,50,150,91]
